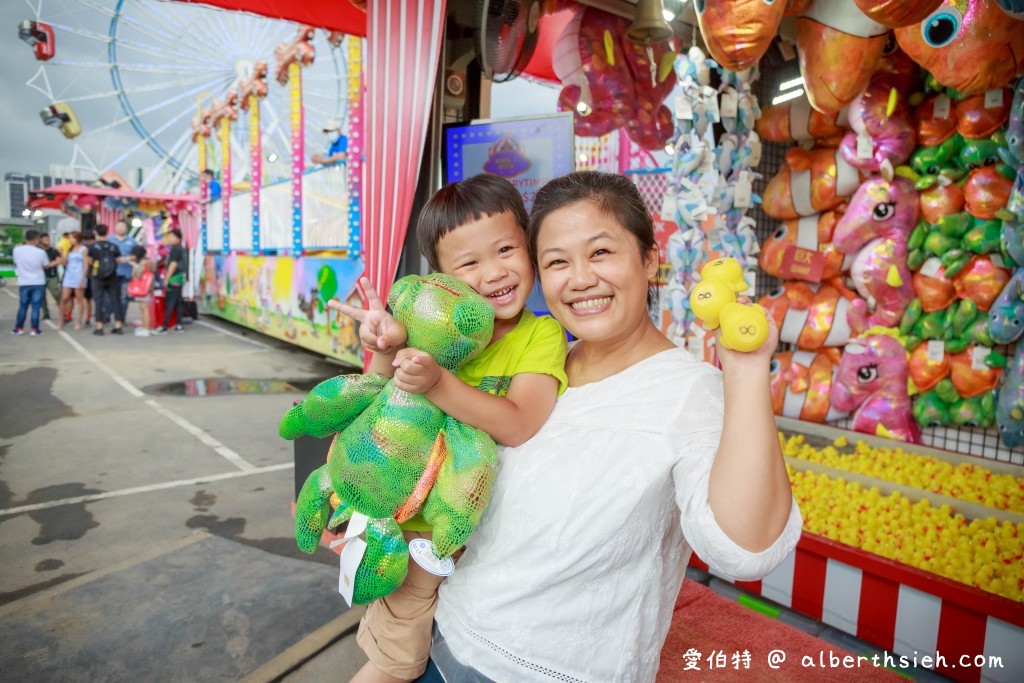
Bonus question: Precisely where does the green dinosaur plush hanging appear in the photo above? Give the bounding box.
[280,273,497,604]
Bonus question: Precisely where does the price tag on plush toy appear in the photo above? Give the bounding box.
[927,340,945,363]
[660,188,677,221]
[338,536,367,606]
[857,131,873,160]
[409,538,455,577]
[720,91,739,118]
[933,95,951,120]
[985,89,1004,109]
[675,96,693,120]
[734,172,753,209]
[972,346,991,371]
[919,257,943,278]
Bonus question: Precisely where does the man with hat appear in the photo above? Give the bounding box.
[311,118,348,165]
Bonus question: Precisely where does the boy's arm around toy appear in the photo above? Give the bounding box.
[393,348,559,448]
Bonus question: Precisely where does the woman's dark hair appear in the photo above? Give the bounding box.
[416,173,529,271]
[528,171,659,308]
[131,245,147,260]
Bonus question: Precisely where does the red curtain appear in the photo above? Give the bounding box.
[362,1,447,304]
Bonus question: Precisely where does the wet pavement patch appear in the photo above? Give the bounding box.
[20,484,102,545]
[142,378,317,397]
[0,535,347,679]
[34,560,64,572]
[0,367,76,439]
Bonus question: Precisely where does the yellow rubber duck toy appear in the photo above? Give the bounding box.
[689,258,769,352]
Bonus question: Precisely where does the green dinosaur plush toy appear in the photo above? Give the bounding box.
[280,273,497,604]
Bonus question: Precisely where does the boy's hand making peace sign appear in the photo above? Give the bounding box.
[328,277,408,355]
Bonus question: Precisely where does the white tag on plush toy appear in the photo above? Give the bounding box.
[338,536,367,606]
[734,172,753,209]
[675,96,693,121]
[720,91,739,118]
[919,257,942,278]
[985,89,1003,109]
[346,511,369,539]
[857,130,873,159]
[972,346,991,371]
[933,95,951,120]
[927,340,945,363]
[660,189,677,221]
[409,538,455,577]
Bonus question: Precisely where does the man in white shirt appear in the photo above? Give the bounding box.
[12,230,61,336]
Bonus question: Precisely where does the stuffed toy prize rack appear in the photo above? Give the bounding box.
[280,273,498,604]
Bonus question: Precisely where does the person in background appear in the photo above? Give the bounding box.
[108,219,138,322]
[154,228,186,333]
[201,169,221,201]
[85,224,127,336]
[128,245,154,337]
[38,233,62,321]
[60,231,88,331]
[81,230,95,326]
[12,230,61,336]
[56,231,71,258]
[311,119,348,166]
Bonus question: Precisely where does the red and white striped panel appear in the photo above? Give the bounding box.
[362,0,446,306]
[97,205,123,231]
[692,534,1024,683]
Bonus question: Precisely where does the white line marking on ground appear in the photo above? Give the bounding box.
[143,398,256,471]
[194,318,271,349]
[0,463,294,516]
[2,288,16,299]
[43,319,258,471]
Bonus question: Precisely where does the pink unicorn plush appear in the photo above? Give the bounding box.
[832,175,918,332]
[830,333,922,443]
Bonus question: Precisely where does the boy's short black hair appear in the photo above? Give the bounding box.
[131,245,147,260]
[25,229,39,241]
[96,224,109,237]
[416,173,528,271]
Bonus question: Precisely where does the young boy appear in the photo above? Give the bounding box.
[331,174,567,683]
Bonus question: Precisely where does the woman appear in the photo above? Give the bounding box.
[128,245,154,336]
[419,172,802,682]
[59,231,88,331]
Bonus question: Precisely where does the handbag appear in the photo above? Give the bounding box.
[127,269,154,298]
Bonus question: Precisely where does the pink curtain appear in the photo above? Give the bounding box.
[362,0,447,305]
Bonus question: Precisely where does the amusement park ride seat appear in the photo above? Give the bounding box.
[39,103,80,140]
[18,20,54,61]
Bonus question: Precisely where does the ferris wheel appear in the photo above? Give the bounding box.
[20,0,351,192]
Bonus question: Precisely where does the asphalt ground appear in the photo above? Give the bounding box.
[0,285,364,681]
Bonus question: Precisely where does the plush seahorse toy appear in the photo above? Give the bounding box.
[280,273,498,604]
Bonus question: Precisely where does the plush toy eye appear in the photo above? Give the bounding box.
[694,0,706,15]
[768,286,785,299]
[872,202,896,221]
[927,165,941,175]
[770,359,780,373]
[921,8,962,48]
[857,365,878,383]
[772,225,787,240]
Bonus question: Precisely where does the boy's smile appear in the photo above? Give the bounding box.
[435,210,534,332]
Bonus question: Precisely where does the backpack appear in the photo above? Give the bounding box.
[94,242,118,280]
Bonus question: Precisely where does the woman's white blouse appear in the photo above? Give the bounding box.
[434,348,803,682]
